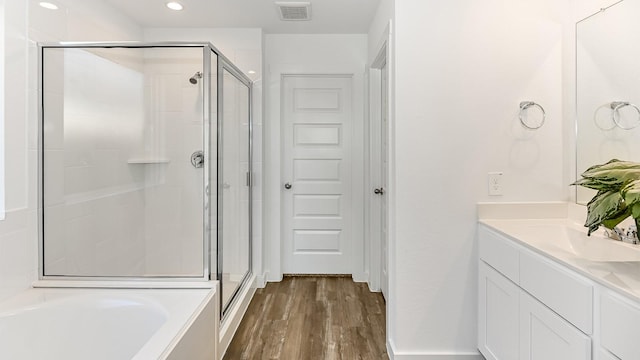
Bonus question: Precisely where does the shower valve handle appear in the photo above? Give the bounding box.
[191,151,204,168]
[284,183,292,190]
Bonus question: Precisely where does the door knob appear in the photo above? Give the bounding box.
[284,183,292,190]
[374,187,385,195]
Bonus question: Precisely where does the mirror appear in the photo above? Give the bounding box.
[576,0,640,204]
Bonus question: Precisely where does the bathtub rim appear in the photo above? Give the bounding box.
[142,286,217,360]
[32,279,217,289]
[1,283,219,360]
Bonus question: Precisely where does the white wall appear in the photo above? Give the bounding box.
[263,34,368,282]
[144,28,262,83]
[0,0,4,221]
[0,0,142,300]
[368,0,394,63]
[389,0,572,357]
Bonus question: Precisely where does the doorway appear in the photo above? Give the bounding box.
[265,62,366,281]
[369,38,391,299]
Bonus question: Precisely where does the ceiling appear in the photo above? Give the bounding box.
[103,0,381,34]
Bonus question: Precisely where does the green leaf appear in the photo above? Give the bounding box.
[585,190,626,235]
[632,203,640,220]
[571,177,622,191]
[601,208,631,230]
[581,168,640,186]
[581,159,640,177]
[573,159,640,235]
[621,180,640,221]
[622,179,640,203]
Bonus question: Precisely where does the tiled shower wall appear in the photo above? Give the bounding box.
[141,48,208,276]
[43,48,149,276]
[0,0,143,300]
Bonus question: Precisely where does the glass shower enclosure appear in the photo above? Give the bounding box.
[38,42,252,317]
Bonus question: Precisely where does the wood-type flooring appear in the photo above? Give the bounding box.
[223,276,387,360]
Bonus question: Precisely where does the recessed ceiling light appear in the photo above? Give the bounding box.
[248,70,256,74]
[166,2,183,11]
[39,2,59,10]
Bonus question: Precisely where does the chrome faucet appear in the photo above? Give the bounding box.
[605,226,639,244]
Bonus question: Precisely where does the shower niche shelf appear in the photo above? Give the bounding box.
[127,158,171,164]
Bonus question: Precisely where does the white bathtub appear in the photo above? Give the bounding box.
[0,286,217,360]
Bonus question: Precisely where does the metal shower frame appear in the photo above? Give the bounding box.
[36,42,253,312]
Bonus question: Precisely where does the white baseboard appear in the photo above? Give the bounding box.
[218,274,257,359]
[255,272,268,288]
[352,271,368,283]
[367,281,381,293]
[266,271,283,282]
[387,340,484,360]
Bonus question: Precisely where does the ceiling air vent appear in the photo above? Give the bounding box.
[276,2,311,21]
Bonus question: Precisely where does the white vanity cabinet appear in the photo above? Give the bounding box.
[478,225,591,360]
[600,290,640,359]
[478,262,519,360]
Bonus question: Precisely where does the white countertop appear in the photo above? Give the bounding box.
[480,218,640,303]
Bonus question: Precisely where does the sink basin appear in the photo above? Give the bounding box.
[526,225,640,262]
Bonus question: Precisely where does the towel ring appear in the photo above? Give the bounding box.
[519,101,545,130]
[611,101,640,130]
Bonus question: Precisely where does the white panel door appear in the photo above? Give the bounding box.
[282,75,352,274]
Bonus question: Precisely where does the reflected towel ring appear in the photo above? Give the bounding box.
[593,104,617,131]
[611,101,640,130]
[519,101,545,130]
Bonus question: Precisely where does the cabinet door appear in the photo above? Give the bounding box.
[601,291,640,360]
[597,349,621,360]
[520,291,591,360]
[479,262,519,360]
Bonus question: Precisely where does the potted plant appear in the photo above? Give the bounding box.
[572,159,640,239]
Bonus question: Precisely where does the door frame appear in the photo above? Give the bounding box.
[367,22,394,294]
[265,63,366,282]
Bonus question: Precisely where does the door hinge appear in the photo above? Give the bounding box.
[246,171,252,187]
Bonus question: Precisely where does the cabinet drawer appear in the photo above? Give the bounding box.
[601,292,640,359]
[520,250,593,334]
[479,225,519,283]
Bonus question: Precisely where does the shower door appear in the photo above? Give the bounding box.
[40,45,209,278]
[218,60,252,315]
[40,43,254,303]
